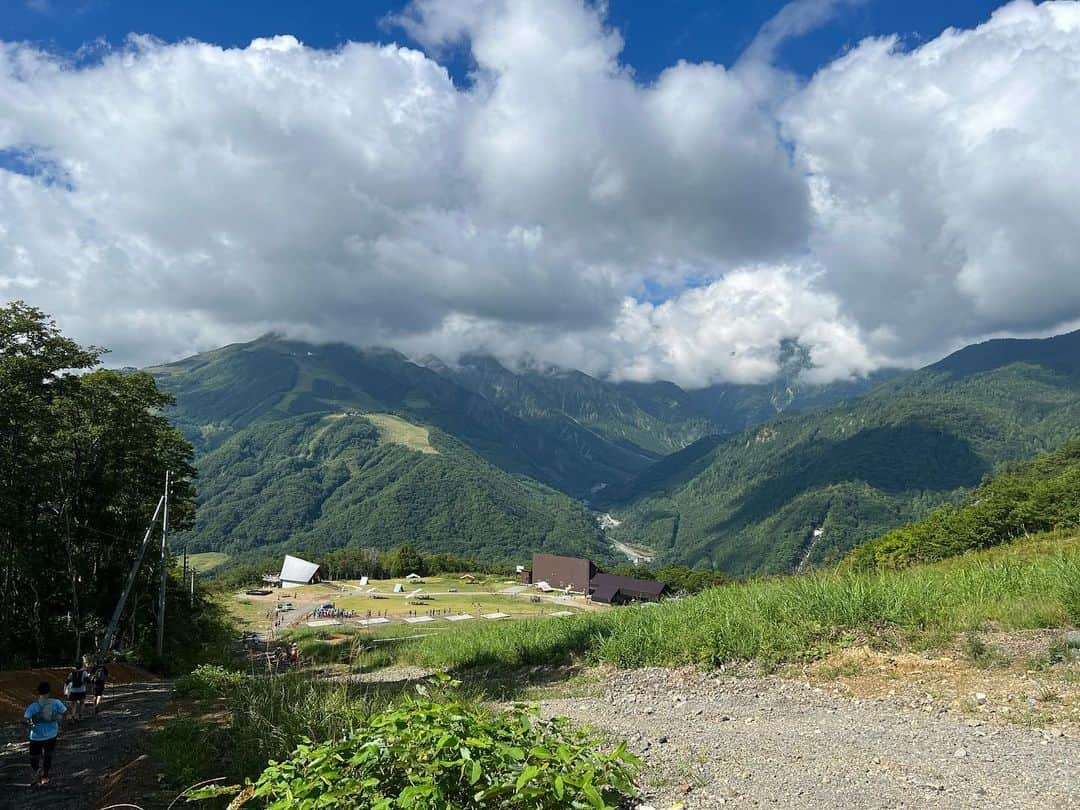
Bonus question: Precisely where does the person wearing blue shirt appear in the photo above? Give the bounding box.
[23,681,67,786]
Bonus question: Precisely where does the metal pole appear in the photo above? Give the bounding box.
[99,495,165,657]
[155,470,170,657]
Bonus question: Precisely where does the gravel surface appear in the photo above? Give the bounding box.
[542,667,1079,809]
[0,681,172,809]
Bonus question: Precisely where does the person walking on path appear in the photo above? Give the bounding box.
[64,661,89,721]
[23,681,67,786]
[90,657,109,715]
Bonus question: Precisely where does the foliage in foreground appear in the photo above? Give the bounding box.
[844,437,1080,570]
[392,533,1080,672]
[173,672,638,810]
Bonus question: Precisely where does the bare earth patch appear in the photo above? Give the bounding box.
[789,631,1080,732]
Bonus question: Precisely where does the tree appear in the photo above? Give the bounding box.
[385,544,426,578]
[0,302,196,666]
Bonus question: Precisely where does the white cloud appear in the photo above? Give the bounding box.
[783,0,1080,360]
[0,0,1079,386]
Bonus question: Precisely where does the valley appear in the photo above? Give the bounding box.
[154,329,1080,579]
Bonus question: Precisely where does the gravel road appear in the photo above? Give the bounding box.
[542,667,1079,809]
[0,681,172,809]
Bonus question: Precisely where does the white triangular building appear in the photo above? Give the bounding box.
[279,554,320,587]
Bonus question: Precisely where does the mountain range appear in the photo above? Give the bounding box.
[149,329,1080,575]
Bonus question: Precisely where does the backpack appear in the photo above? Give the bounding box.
[68,670,87,691]
[33,699,57,725]
[93,665,107,685]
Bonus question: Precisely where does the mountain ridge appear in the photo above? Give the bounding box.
[150,328,1080,573]
[604,329,1080,574]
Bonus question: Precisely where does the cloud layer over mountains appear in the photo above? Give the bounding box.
[1,0,1079,386]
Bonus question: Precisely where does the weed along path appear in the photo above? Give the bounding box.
[0,679,172,809]
[540,667,1079,809]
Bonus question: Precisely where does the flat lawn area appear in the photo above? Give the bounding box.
[226,595,274,631]
[334,590,557,620]
[189,551,230,573]
[223,574,586,633]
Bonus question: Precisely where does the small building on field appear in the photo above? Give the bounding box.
[531,553,595,593]
[589,573,669,605]
[279,555,321,587]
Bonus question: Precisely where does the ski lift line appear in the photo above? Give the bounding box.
[98,493,165,657]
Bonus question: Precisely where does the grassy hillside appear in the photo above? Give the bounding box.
[607,330,1080,575]
[187,410,609,563]
[187,551,230,573]
[845,437,1080,570]
[390,531,1080,673]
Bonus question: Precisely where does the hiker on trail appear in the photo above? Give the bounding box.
[90,657,109,715]
[24,681,66,786]
[64,661,89,721]
[288,643,300,666]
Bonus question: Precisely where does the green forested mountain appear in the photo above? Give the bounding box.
[150,338,616,562]
[605,330,1080,575]
[151,336,890,564]
[153,338,651,500]
[844,436,1080,571]
[187,410,609,563]
[423,354,711,459]
[430,348,896,467]
[152,330,1080,573]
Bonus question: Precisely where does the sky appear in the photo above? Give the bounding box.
[1,0,1079,386]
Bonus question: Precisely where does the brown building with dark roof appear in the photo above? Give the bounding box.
[531,553,595,593]
[589,573,670,605]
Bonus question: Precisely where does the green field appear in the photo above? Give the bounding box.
[384,531,1080,673]
[188,551,230,573]
[363,413,439,454]
[224,574,589,636]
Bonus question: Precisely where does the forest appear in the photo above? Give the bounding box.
[844,436,1080,570]
[0,302,222,669]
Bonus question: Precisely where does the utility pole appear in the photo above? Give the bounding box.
[155,470,171,658]
[98,495,165,658]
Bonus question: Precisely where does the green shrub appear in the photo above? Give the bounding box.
[175,663,246,699]
[195,678,638,809]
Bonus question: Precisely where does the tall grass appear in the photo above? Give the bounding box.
[169,665,391,782]
[396,533,1080,672]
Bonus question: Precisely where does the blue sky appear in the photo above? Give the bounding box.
[5,0,1005,79]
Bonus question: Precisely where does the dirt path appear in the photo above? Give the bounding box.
[0,681,172,809]
[543,668,1079,809]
